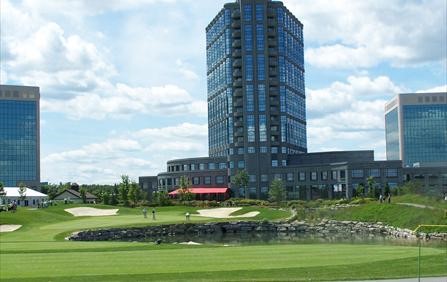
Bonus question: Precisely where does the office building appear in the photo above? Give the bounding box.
[207,0,306,196]
[0,85,40,188]
[385,92,447,167]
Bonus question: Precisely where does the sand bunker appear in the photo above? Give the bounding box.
[65,207,119,217]
[0,224,22,232]
[196,207,259,219]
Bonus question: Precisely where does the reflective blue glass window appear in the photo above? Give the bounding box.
[256,24,264,51]
[255,4,264,21]
[244,4,252,21]
[258,84,265,112]
[245,55,253,81]
[244,24,253,51]
[246,85,254,112]
[247,114,255,142]
[257,55,265,81]
[259,115,267,142]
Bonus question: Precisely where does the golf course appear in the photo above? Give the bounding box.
[0,203,446,281]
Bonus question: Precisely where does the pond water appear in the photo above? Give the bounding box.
[145,232,445,248]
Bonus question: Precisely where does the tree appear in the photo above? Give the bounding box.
[119,175,131,206]
[232,170,249,199]
[178,176,193,202]
[367,176,376,198]
[268,178,286,205]
[110,185,119,205]
[102,192,110,205]
[79,188,87,204]
[356,184,365,198]
[18,183,27,203]
[128,182,142,207]
[153,191,171,206]
[0,182,6,207]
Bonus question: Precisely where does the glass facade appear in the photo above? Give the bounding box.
[207,9,232,157]
[402,104,447,166]
[0,99,39,186]
[385,108,400,160]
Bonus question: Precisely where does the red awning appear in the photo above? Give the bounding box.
[168,188,229,195]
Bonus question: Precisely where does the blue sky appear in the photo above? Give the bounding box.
[1,0,446,184]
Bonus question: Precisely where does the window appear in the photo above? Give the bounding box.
[255,4,263,21]
[183,164,188,171]
[321,171,328,180]
[259,115,267,142]
[229,148,234,155]
[199,163,205,170]
[274,174,282,180]
[331,171,337,180]
[238,147,244,154]
[386,168,398,177]
[229,161,234,169]
[311,172,317,181]
[256,24,264,51]
[192,177,200,185]
[219,162,227,169]
[271,147,278,153]
[248,147,255,153]
[271,160,278,167]
[257,55,265,80]
[208,163,216,170]
[287,173,294,181]
[261,174,268,182]
[282,160,287,167]
[369,168,380,177]
[216,176,225,184]
[244,25,253,51]
[260,146,267,153]
[299,172,305,181]
[243,4,252,21]
[247,115,255,142]
[204,176,211,185]
[245,55,253,81]
[238,160,245,169]
[352,169,364,178]
[258,84,265,112]
[281,147,287,154]
[246,85,254,112]
[190,164,196,171]
[249,175,256,182]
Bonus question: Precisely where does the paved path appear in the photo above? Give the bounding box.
[396,203,437,210]
[347,277,446,282]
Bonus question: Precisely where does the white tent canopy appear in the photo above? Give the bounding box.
[1,187,48,207]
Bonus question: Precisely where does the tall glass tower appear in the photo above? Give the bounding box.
[0,85,40,188]
[206,0,306,198]
[385,92,447,167]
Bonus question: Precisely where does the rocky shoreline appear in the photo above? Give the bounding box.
[68,220,446,242]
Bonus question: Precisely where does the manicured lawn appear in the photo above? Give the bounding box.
[329,202,446,230]
[1,204,446,281]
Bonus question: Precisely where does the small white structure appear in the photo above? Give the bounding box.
[0,187,48,207]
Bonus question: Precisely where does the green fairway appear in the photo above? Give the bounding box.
[0,204,446,281]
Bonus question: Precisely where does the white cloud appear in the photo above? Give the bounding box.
[292,0,447,68]
[2,0,207,120]
[42,123,208,184]
[307,75,403,159]
[417,85,447,93]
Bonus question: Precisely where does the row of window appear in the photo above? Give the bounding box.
[167,162,228,172]
[351,168,399,178]
[159,175,226,186]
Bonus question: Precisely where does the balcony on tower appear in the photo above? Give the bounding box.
[232,30,241,39]
[231,10,240,19]
[233,78,243,88]
[232,58,242,67]
[231,20,241,29]
[232,49,242,58]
